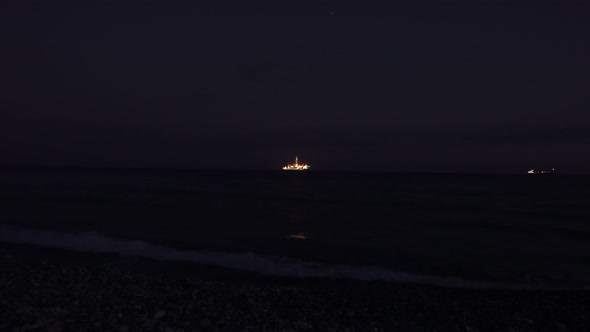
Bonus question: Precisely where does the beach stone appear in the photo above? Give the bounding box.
[48,322,64,332]
[26,320,48,330]
[200,318,212,329]
[154,310,166,319]
[16,305,32,315]
[556,322,567,330]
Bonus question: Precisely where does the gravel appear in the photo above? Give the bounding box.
[1,247,589,331]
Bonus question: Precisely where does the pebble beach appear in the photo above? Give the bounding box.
[1,245,590,332]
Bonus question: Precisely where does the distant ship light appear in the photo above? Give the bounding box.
[527,168,555,175]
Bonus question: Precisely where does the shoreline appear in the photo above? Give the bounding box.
[0,242,451,291]
[2,243,590,331]
[3,223,588,290]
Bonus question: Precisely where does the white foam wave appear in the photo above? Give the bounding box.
[0,225,575,289]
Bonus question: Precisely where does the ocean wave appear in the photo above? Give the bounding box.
[0,224,581,290]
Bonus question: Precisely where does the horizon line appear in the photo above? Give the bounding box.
[0,164,584,175]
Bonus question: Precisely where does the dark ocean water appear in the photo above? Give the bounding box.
[1,168,590,288]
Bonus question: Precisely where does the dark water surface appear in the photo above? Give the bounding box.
[1,167,590,287]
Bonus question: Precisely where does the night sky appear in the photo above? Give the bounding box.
[1,2,589,173]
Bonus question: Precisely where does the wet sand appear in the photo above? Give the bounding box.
[1,244,589,332]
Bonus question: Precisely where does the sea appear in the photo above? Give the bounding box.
[1,167,590,289]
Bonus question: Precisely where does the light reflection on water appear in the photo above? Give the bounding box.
[287,232,309,240]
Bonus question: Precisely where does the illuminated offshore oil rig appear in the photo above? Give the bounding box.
[282,156,310,171]
[527,168,555,175]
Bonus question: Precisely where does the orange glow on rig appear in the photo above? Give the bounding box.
[282,156,310,171]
